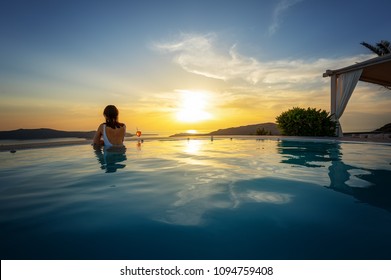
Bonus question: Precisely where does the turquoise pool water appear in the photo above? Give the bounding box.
[0,138,390,259]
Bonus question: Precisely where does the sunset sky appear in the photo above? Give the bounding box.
[1,0,390,134]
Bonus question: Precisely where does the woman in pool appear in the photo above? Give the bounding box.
[93,105,126,148]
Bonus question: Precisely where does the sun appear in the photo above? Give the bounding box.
[176,90,212,123]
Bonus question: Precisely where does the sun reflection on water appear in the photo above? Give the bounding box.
[184,139,203,154]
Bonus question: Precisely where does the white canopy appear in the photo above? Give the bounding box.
[323,54,391,136]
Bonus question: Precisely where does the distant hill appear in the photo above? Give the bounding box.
[209,122,281,136]
[0,128,96,140]
[373,123,391,133]
[1,123,283,140]
[0,128,133,140]
[170,122,281,137]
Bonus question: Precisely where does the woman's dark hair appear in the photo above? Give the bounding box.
[103,105,122,129]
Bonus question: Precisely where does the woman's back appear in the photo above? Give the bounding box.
[103,124,126,146]
[93,105,126,148]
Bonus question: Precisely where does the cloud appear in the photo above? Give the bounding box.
[152,32,391,131]
[268,0,304,35]
[155,33,232,80]
[154,33,374,89]
[152,32,391,130]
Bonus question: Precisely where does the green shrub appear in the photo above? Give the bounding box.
[276,107,336,136]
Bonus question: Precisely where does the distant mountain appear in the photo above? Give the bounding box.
[0,128,96,140]
[0,128,133,140]
[373,123,391,133]
[170,122,281,137]
[1,123,283,140]
[209,122,281,136]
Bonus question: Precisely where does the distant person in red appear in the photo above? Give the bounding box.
[93,105,126,148]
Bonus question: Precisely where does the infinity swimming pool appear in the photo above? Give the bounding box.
[1,138,390,259]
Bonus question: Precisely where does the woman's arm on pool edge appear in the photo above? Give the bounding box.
[93,124,104,147]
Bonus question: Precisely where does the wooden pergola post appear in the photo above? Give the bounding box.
[330,74,338,135]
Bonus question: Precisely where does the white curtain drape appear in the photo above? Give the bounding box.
[335,69,363,136]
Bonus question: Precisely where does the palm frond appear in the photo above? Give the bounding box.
[377,40,391,55]
[361,41,383,56]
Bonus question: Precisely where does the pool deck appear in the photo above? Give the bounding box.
[1,134,391,152]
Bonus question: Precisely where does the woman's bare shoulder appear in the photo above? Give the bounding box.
[97,123,105,131]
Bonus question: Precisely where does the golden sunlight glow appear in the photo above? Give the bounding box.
[176,90,212,123]
[186,129,197,134]
[184,139,203,154]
